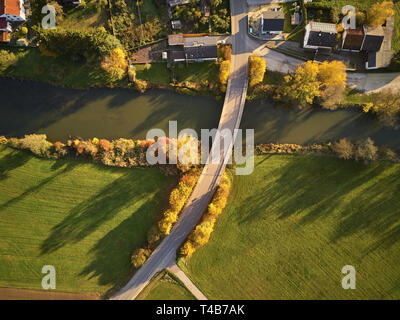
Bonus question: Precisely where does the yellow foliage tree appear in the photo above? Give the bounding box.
[367,1,395,26]
[318,60,347,88]
[101,48,128,81]
[279,61,320,108]
[248,55,266,87]
[219,60,231,91]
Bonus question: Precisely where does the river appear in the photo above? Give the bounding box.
[1,79,400,149]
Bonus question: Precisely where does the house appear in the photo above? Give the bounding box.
[303,21,337,50]
[168,34,218,63]
[361,25,384,52]
[260,8,285,36]
[0,0,26,22]
[341,27,364,52]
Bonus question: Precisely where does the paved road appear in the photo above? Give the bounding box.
[111,0,250,300]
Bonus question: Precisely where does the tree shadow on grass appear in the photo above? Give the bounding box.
[236,155,400,249]
[0,160,78,210]
[79,199,159,298]
[0,147,31,181]
[40,170,155,255]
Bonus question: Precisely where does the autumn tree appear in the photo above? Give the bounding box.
[318,60,347,109]
[276,61,320,108]
[219,60,231,91]
[332,138,354,160]
[248,55,266,88]
[355,138,378,162]
[101,48,128,81]
[367,1,395,26]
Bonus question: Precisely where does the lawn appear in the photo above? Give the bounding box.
[58,0,108,30]
[134,63,171,84]
[137,271,195,300]
[317,0,400,53]
[182,155,400,299]
[173,62,219,84]
[0,146,175,297]
[0,47,121,88]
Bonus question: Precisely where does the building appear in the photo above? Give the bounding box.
[361,25,384,52]
[260,8,285,36]
[0,0,26,22]
[0,16,11,32]
[303,21,337,50]
[168,34,218,63]
[341,27,364,52]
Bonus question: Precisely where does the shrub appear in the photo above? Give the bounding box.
[354,138,378,162]
[0,50,17,72]
[219,60,231,91]
[248,55,266,88]
[367,1,395,27]
[332,138,354,160]
[99,139,112,152]
[131,248,151,268]
[101,48,128,81]
[0,136,8,145]
[19,134,53,156]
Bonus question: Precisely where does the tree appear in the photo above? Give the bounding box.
[101,48,128,81]
[332,138,354,160]
[355,138,378,162]
[0,50,17,72]
[277,61,320,108]
[318,60,346,109]
[367,1,395,26]
[248,55,266,88]
[219,60,231,90]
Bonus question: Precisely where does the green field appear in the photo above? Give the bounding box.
[138,271,195,300]
[173,62,219,84]
[0,47,118,88]
[134,63,171,84]
[183,155,400,299]
[0,146,174,297]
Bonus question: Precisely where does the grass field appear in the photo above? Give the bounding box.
[59,1,108,30]
[137,271,195,300]
[182,155,400,299]
[173,62,219,84]
[0,47,120,88]
[134,63,171,84]
[0,146,175,297]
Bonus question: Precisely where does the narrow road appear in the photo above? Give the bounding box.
[111,0,250,300]
[167,264,207,300]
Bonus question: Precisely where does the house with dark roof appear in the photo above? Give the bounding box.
[303,21,337,50]
[361,25,384,52]
[260,8,285,36]
[168,34,218,63]
[341,27,364,52]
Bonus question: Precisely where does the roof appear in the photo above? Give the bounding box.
[184,36,217,47]
[306,21,337,47]
[307,31,337,47]
[168,34,184,46]
[309,21,337,33]
[262,10,285,32]
[184,45,218,60]
[170,50,185,61]
[342,27,364,50]
[362,34,384,52]
[0,0,22,16]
